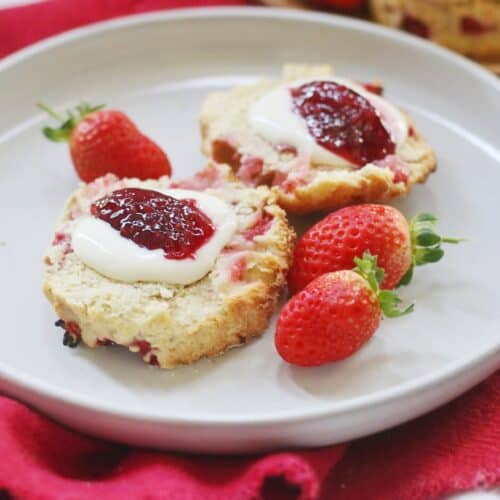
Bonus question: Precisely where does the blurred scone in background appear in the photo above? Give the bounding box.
[370,0,500,61]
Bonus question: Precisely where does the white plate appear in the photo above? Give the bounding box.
[0,7,499,454]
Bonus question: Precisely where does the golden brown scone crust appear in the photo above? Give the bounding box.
[276,119,436,214]
[43,165,295,368]
[200,64,436,215]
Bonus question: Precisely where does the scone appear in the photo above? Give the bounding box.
[43,164,295,368]
[200,64,436,215]
[370,0,500,60]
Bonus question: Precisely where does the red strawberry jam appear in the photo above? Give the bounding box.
[130,339,159,366]
[461,16,493,35]
[290,81,395,167]
[362,83,384,96]
[243,211,273,241]
[402,15,430,38]
[211,138,242,170]
[91,188,215,260]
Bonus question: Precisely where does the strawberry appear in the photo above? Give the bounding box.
[288,205,460,293]
[39,103,172,182]
[276,253,411,366]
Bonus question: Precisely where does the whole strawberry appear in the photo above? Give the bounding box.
[288,204,460,293]
[276,253,411,366]
[39,103,172,182]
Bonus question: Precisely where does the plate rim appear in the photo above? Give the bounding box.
[2,6,500,94]
[1,6,499,426]
[2,344,499,425]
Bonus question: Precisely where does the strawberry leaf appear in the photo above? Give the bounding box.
[415,247,445,264]
[415,229,440,246]
[379,291,414,318]
[412,212,438,224]
[42,125,72,142]
[397,263,414,287]
[354,252,413,318]
[398,212,463,286]
[353,252,382,293]
[38,102,105,143]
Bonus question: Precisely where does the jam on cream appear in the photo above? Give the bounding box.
[72,189,237,285]
[248,77,408,169]
[90,188,215,260]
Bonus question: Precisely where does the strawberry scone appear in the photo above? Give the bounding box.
[370,0,500,60]
[200,64,436,214]
[43,164,295,368]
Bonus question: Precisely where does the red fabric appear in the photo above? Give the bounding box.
[0,372,498,499]
[0,1,499,499]
[0,0,245,59]
[323,371,500,499]
[0,395,344,499]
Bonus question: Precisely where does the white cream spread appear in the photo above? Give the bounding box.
[248,77,408,168]
[72,189,237,285]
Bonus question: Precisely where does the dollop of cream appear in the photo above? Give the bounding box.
[248,77,408,168]
[72,189,237,285]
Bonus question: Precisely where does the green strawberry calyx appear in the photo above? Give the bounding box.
[399,213,462,287]
[37,102,105,142]
[354,252,414,318]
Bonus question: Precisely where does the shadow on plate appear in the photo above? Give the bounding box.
[71,332,265,392]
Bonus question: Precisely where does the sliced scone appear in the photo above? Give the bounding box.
[43,164,295,368]
[200,64,436,215]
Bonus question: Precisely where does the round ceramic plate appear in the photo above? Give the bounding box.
[0,7,499,454]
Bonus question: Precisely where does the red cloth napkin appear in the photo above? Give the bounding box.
[0,372,498,499]
[0,0,245,59]
[1,1,499,499]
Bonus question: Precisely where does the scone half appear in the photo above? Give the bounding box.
[43,165,295,368]
[200,64,436,215]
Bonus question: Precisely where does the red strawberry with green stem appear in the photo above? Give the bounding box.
[39,102,172,182]
[287,204,461,294]
[276,253,412,367]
